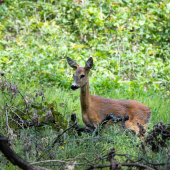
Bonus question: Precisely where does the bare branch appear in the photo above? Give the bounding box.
[0,135,51,170]
[52,115,77,147]
[5,104,10,133]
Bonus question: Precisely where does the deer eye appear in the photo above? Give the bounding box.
[80,75,85,79]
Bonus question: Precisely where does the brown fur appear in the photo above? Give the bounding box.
[67,57,152,132]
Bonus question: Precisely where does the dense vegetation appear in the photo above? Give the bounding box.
[0,0,170,169]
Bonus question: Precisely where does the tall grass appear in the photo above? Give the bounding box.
[0,81,169,169]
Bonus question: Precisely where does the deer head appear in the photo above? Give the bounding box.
[66,57,93,90]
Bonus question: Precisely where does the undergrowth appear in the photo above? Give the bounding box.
[0,77,169,169]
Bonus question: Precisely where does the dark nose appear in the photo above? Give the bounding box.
[71,85,79,90]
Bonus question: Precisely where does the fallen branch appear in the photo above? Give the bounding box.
[94,113,129,135]
[0,135,51,170]
[31,150,169,170]
[72,113,129,136]
[83,162,155,170]
[31,160,157,170]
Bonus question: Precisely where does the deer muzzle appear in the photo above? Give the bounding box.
[71,85,79,90]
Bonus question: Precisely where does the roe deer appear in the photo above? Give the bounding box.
[66,57,151,132]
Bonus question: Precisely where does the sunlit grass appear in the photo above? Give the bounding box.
[0,83,169,169]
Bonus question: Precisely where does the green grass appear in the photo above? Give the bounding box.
[0,81,169,169]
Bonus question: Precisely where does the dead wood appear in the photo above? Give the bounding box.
[0,135,51,170]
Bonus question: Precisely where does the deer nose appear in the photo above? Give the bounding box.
[71,85,79,90]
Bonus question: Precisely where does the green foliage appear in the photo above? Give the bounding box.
[0,0,169,93]
[0,0,170,169]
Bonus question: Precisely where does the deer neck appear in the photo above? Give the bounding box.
[80,78,91,114]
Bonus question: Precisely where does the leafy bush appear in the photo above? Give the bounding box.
[0,0,169,93]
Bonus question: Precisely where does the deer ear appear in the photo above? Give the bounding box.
[85,57,93,70]
[66,57,79,69]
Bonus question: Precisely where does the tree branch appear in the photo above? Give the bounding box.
[0,135,51,170]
